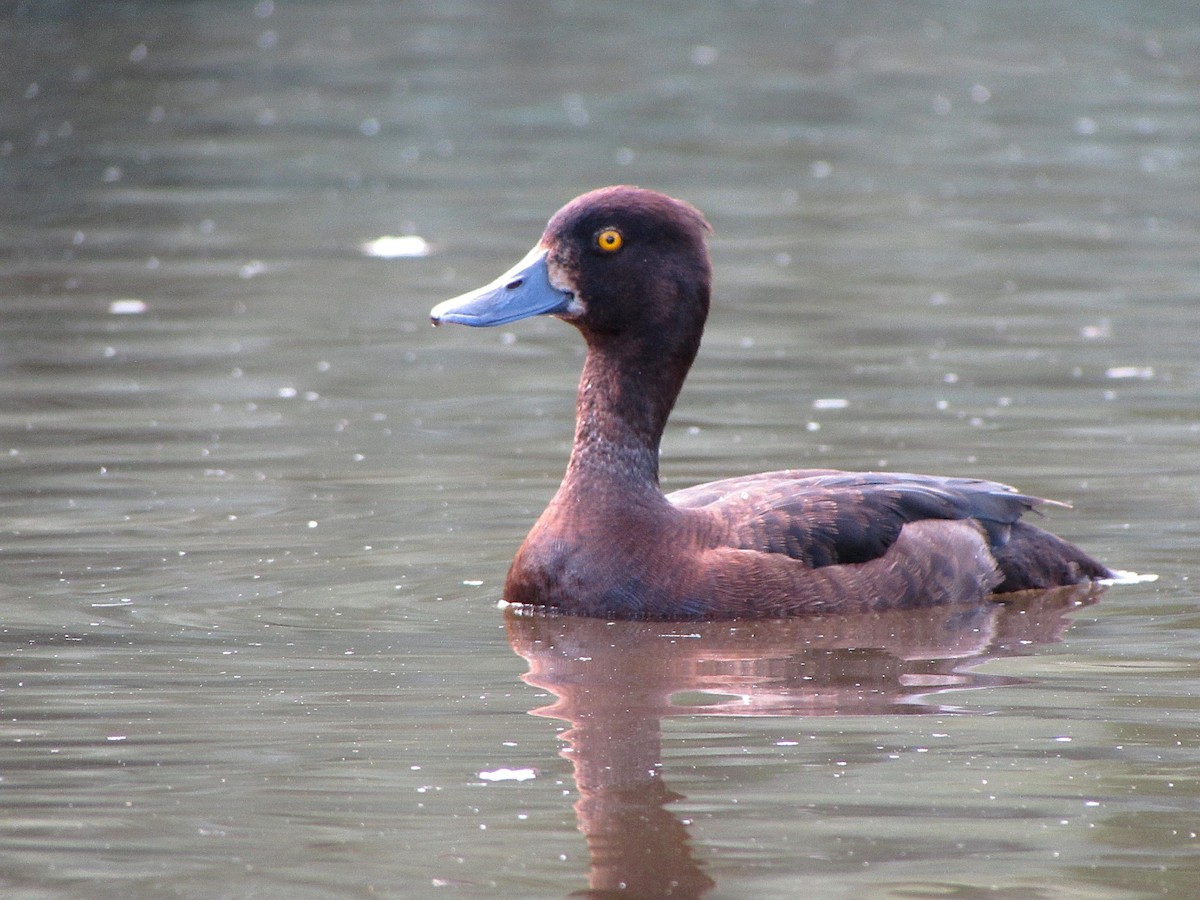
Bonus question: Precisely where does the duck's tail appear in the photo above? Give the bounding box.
[992,520,1114,592]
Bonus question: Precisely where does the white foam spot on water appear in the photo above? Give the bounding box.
[478,767,538,782]
[1102,570,1158,585]
[109,298,147,315]
[1105,366,1153,380]
[812,398,849,410]
[360,235,431,258]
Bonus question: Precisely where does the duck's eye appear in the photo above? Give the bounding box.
[595,228,623,253]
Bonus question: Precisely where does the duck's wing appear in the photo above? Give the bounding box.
[667,468,843,509]
[670,470,1054,569]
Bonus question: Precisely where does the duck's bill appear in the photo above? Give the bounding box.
[430,245,573,327]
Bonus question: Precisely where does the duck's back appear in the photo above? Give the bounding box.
[667,469,1111,615]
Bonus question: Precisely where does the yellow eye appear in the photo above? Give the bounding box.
[595,228,623,253]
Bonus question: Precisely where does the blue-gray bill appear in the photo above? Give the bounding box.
[430,245,573,327]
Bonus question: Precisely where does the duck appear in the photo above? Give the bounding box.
[430,186,1113,619]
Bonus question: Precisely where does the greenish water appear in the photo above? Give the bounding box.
[2,1,1198,896]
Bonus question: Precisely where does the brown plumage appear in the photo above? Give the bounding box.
[431,186,1113,619]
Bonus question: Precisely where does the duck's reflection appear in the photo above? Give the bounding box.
[505,586,1101,898]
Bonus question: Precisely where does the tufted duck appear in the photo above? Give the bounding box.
[431,186,1112,619]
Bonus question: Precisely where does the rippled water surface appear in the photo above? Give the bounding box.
[3,1,1199,897]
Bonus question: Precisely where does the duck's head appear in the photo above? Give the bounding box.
[430,186,712,343]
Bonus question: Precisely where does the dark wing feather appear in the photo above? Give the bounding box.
[671,471,1051,569]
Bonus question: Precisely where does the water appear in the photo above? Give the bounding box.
[2,1,1198,896]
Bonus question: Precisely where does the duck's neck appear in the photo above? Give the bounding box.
[561,331,696,497]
